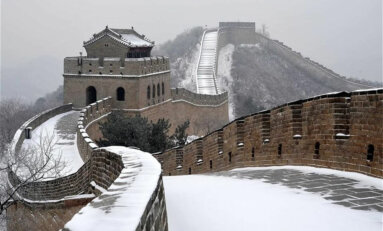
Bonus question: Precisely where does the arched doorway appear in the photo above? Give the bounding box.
[86,86,97,105]
[116,87,125,101]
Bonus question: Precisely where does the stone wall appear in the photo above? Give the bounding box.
[7,97,168,231]
[12,104,73,154]
[171,88,228,106]
[155,89,383,178]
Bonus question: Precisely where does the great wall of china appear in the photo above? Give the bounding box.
[7,88,382,230]
[5,23,382,231]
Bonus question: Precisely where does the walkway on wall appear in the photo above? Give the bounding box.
[164,166,382,231]
[195,30,219,95]
[20,110,83,176]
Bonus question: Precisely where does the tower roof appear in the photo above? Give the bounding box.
[83,26,154,48]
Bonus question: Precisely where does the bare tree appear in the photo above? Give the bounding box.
[0,131,67,216]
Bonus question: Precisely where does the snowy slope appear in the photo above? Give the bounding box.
[157,27,380,120]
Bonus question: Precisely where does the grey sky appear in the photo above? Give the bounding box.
[1,0,382,82]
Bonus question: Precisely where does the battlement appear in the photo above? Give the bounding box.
[64,56,169,76]
[156,88,383,178]
[171,88,228,106]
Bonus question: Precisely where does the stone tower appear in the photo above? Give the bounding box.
[63,26,171,109]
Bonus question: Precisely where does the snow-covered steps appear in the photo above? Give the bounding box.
[196,30,219,95]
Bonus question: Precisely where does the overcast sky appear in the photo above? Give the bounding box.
[1,0,382,82]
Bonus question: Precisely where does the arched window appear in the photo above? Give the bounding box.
[315,142,320,155]
[157,83,160,96]
[367,144,374,161]
[147,86,151,99]
[86,86,97,105]
[162,82,165,95]
[228,152,232,163]
[152,84,156,98]
[251,147,255,158]
[116,87,125,101]
[278,144,282,156]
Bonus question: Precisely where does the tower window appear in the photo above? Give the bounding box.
[188,168,191,175]
[251,147,255,158]
[210,160,213,169]
[147,86,151,99]
[162,82,165,95]
[157,83,160,96]
[367,144,374,161]
[116,87,125,101]
[152,84,156,98]
[228,152,232,163]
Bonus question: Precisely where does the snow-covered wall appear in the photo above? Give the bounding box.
[7,97,169,231]
[63,147,167,231]
[155,88,383,178]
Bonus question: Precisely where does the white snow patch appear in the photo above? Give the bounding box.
[164,166,382,231]
[186,135,200,144]
[178,43,201,92]
[234,166,383,190]
[64,146,161,231]
[335,133,350,137]
[217,43,235,121]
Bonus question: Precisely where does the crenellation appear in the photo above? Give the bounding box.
[157,89,383,178]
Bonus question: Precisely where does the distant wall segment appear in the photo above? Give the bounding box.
[155,89,383,178]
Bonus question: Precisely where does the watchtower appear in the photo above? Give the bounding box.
[63,26,171,109]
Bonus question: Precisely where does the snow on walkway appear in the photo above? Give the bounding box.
[164,166,382,231]
[21,111,83,177]
[64,146,162,231]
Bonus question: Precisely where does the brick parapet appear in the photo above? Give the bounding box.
[155,89,383,178]
[8,95,168,231]
[64,56,169,76]
[170,88,228,106]
[12,104,73,154]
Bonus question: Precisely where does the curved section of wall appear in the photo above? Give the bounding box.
[7,97,168,231]
[63,147,167,231]
[11,104,73,153]
[155,89,383,178]
[171,88,227,106]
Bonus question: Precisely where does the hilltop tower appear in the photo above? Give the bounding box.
[63,26,171,109]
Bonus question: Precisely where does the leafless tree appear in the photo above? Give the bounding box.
[0,131,67,218]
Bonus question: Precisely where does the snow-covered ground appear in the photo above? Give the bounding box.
[164,166,382,231]
[20,111,83,177]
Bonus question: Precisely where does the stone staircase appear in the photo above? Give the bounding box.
[196,30,219,95]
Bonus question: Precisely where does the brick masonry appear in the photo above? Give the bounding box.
[155,89,383,178]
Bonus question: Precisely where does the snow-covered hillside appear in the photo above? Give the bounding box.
[157,27,381,120]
